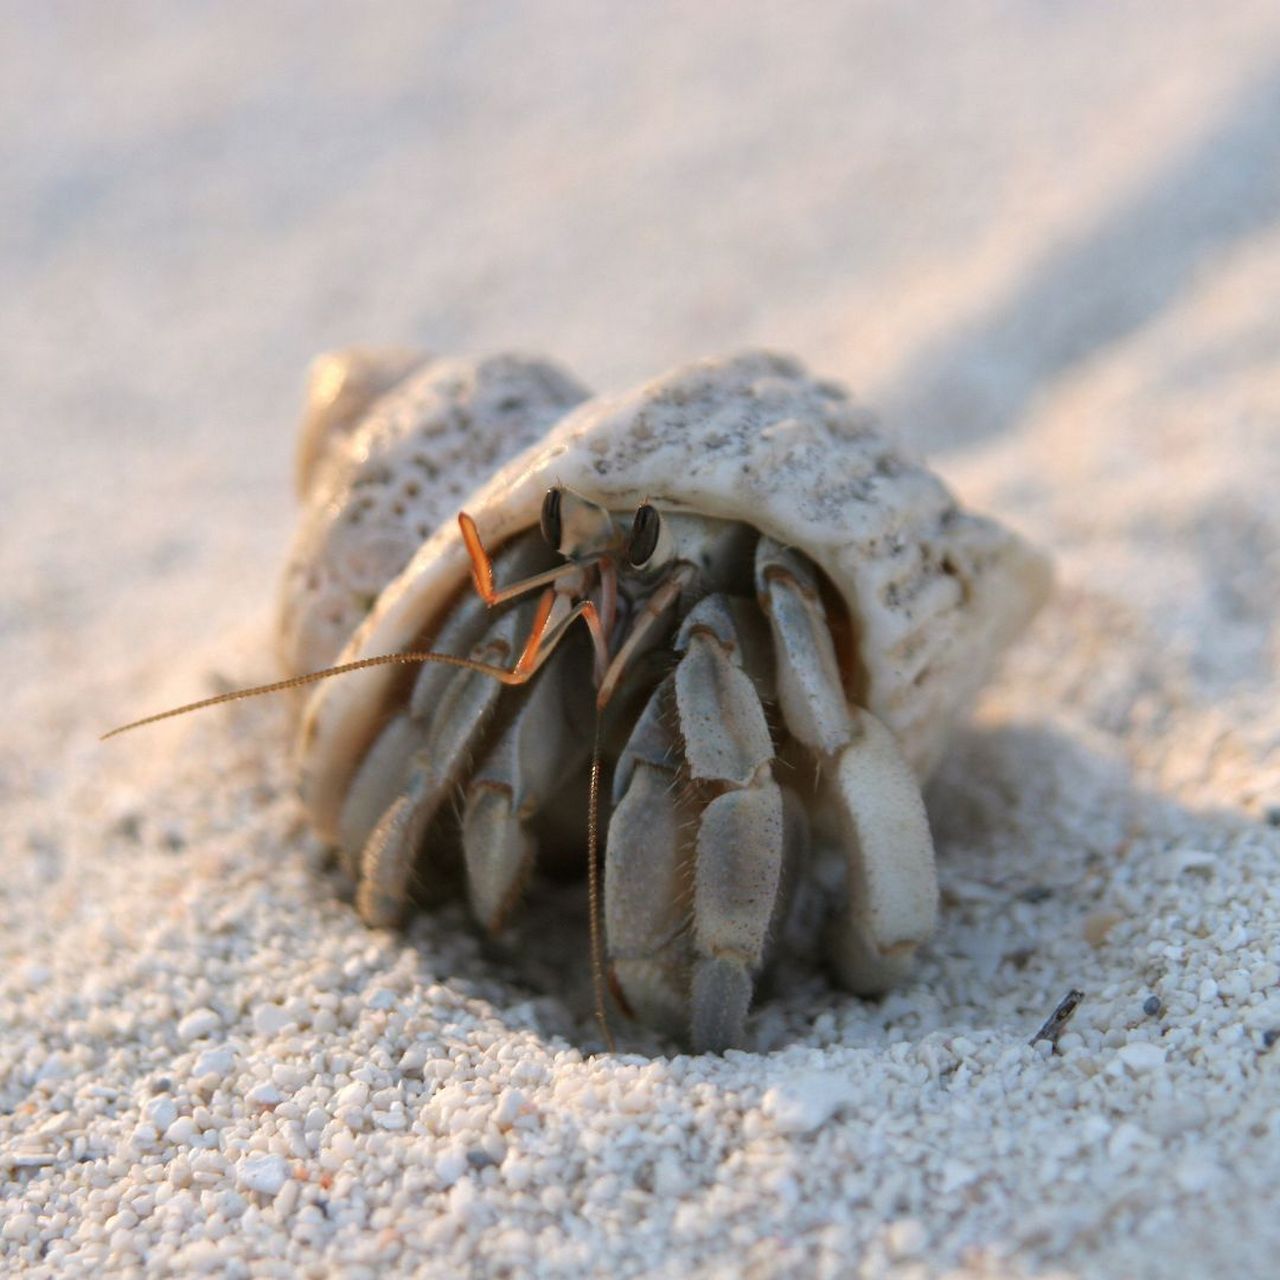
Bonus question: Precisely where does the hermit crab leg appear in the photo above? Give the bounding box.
[459,511,588,607]
[675,595,786,1053]
[353,604,525,927]
[755,538,938,993]
[460,504,619,686]
[513,588,613,686]
[350,570,611,930]
[461,627,594,933]
[604,672,695,1037]
[336,552,521,862]
[595,564,696,707]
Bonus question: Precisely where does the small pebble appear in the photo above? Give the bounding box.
[762,1070,860,1135]
[436,1148,468,1188]
[247,1082,285,1107]
[399,1043,431,1075]
[236,1154,289,1197]
[493,1089,526,1129]
[1143,996,1162,1017]
[1083,911,1124,946]
[11,1154,56,1170]
[193,1045,236,1079]
[165,1116,199,1146]
[1175,1155,1222,1193]
[252,1004,293,1036]
[176,1008,222,1043]
[145,1096,178,1132]
[1117,1042,1167,1071]
[333,1080,370,1110]
[3,1213,36,1242]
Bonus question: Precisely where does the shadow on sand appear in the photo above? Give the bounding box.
[880,64,1280,454]
[410,719,1271,1058]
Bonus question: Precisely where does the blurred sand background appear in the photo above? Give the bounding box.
[4,3,1280,1276]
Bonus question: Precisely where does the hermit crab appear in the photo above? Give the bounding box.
[113,350,1051,1052]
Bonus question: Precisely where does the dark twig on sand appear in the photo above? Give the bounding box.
[1031,989,1085,1050]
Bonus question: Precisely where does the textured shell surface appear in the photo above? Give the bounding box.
[281,351,590,675]
[289,351,1051,843]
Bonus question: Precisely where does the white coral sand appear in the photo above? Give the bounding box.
[4,4,1280,1277]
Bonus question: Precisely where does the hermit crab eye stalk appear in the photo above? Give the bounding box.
[626,503,661,567]
[540,486,563,552]
[625,502,672,573]
[542,487,620,561]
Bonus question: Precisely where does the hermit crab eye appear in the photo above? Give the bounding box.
[540,487,563,551]
[626,503,662,568]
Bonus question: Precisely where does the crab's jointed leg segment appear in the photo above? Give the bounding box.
[513,589,612,687]
[755,538,938,993]
[606,594,795,1052]
[338,586,497,864]
[676,595,787,1053]
[461,630,594,933]
[461,507,620,686]
[354,605,525,927]
[596,565,696,709]
[604,674,695,1036]
[459,510,586,608]
[337,534,555,863]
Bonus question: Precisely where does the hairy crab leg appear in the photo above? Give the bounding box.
[754,538,938,993]
[461,630,594,933]
[673,595,786,1053]
[337,547,538,863]
[353,606,525,926]
[345,568,613,935]
[604,672,696,1036]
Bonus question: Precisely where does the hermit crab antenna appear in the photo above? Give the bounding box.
[100,647,559,741]
[587,714,615,1053]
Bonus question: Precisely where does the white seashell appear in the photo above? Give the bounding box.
[280,349,1051,1051]
[292,351,1049,831]
[281,351,589,675]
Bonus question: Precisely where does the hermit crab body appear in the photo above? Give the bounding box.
[280,350,1050,1051]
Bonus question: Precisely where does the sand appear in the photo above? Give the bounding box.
[4,3,1280,1276]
